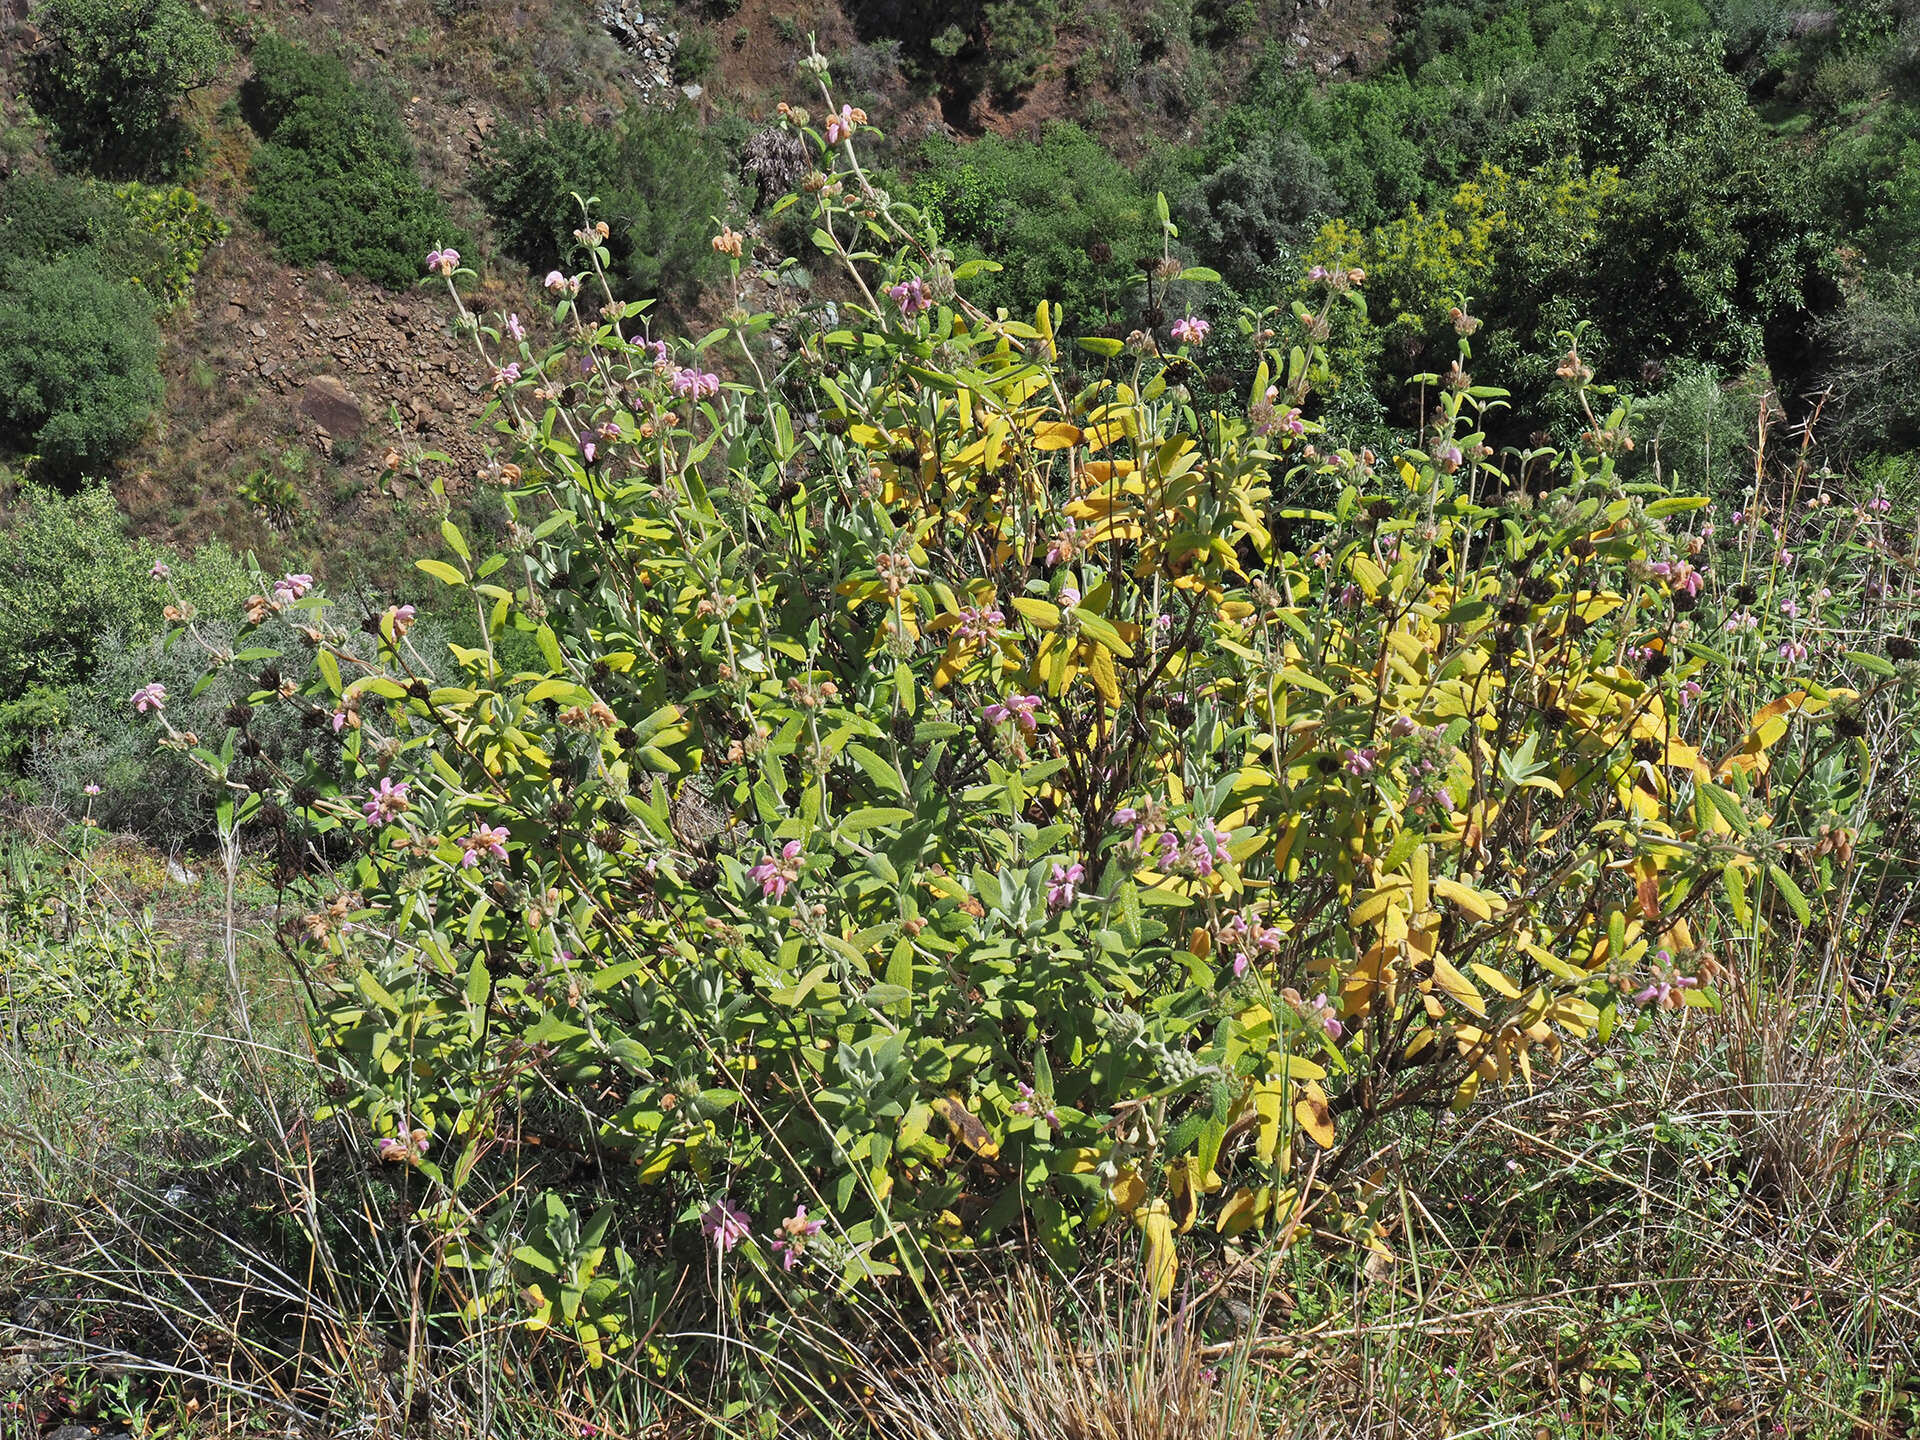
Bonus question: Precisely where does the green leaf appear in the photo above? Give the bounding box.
[1698,781,1750,834]
[1643,496,1710,518]
[843,806,915,834]
[1177,266,1222,283]
[1076,336,1124,358]
[441,517,472,561]
[417,558,466,587]
[1845,650,1898,678]
[1765,862,1811,928]
[848,742,907,797]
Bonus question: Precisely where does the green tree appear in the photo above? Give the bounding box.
[26,0,228,177]
[0,254,163,478]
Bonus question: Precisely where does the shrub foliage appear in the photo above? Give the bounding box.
[157,71,1909,1368]
[242,35,458,289]
[25,0,228,177]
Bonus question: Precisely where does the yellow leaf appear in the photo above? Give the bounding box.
[1432,875,1498,921]
[1295,1081,1335,1148]
[1088,645,1123,707]
[1350,880,1410,928]
[1138,1200,1178,1299]
[1468,962,1523,999]
[1111,1169,1146,1214]
[1428,953,1486,1017]
[1216,1186,1267,1238]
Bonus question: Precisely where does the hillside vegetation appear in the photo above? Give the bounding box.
[2,0,1920,1436]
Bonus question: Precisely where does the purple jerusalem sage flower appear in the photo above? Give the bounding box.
[363,778,410,824]
[748,839,804,901]
[1047,861,1085,911]
[701,1197,752,1255]
[132,682,167,714]
[460,823,510,867]
[888,277,932,317]
[1169,315,1211,345]
[769,1204,823,1270]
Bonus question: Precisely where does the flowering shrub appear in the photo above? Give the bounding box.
[155,57,1915,1362]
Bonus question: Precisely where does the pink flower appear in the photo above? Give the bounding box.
[955,604,1005,644]
[1046,519,1079,568]
[273,572,315,603]
[1047,861,1084,911]
[748,838,804,901]
[1343,746,1377,776]
[824,104,863,145]
[1315,993,1344,1041]
[582,441,596,464]
[1869,496,1892,514]
[1679,680,1703,705]
[983,693,1042,734]
[1308,264,1330,282]
[493,362,521,386]
[506,312,526,343]
[363,778,411,824]
[1170,315,1211,346]
[544,270,568,291]
[378,1132,430,1162]
[1778,640,1808,664]
[769,1204,823,1270]
[701,1197,752,1255]
[84,783,101,796]
[670,367,721,399]
[460,823,511,867]
[388,603,417,637]
[1186,822,1231,877]
[888,277,932,317]
[425,247,460,277]
[132,682,167,714]
[331,710,349,734]
[150,560,170,579]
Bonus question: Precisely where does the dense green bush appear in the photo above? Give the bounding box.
[242,35,458,289]
[1180,130,1340,290]
[910,124,1156,326]
[474,112,725,308]
[0,486,251,820]
[0,485,170,705]
[0,256,164,477]
[155,84,1901,1374]
[0,172,224,311]
[25,0,228,177]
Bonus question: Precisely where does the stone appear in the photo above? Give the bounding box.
[300,375,366,437]
[48,1425,93,1440]
[250,322,268,339]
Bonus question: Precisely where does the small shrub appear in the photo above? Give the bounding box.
[474,112,724,308]
[25,0,229,178]
[116,181,230,311]
[242,35,459,289]
[0,256,164,478]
